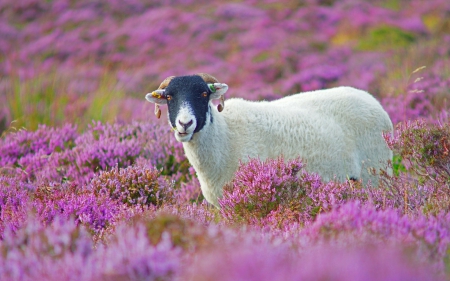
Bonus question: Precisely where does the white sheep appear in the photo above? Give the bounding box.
[145,73,393,207]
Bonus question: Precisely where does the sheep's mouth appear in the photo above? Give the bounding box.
[172,128,190,137]
[175,131,193,142]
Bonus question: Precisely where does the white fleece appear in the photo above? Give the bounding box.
[183,86,393,207]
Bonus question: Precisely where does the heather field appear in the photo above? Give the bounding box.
[1,0,450,280]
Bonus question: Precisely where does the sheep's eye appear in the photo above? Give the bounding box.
[166,95,172,101]
[202,92,208,98]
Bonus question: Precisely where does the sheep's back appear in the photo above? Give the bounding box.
[221,86,392,183]
[223,86,391,138]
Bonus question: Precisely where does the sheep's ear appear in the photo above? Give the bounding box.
[145,90,167,105]
[208,83,228,99]
[145,90,167,119]
[208,83,228,112]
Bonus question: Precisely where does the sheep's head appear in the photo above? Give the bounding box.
[145,73,228,142]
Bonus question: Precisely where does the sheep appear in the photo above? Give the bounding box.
[145,73,393,208]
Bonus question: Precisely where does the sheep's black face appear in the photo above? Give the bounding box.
[165,75,213,142]
[145,74,228,142]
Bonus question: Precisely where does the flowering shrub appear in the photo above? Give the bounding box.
[385,120,450,183]
[220,155,450,230]
[0,215,181,281]
[219,157,304,224]
[220,157,367,228]
[0,120,193,188]
[380,120,450,215]
[181,234,443,281]
[3,120,450,279]
[0,121,197,239]
[32,182,122,234]
[91,164,173,207]
[0,124,78,180]
[305,202,450,265]
[0,175,29,237]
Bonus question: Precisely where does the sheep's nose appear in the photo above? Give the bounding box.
[178,119,193,130]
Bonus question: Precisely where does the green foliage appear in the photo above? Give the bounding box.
[380,0,401,11]
[357,25,416,51]
[392,154,407,176]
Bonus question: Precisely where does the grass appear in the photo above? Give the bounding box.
[4,69,125,132]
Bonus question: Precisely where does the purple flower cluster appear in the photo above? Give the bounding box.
[305,202,450,265]
[385,120,450,182]
[0,124,78,180]
[0,176,29,236]
[0,216,181,281]
[182,229,443,281]
[219,157,304,224]
[91,163,173,207]
[0,120,198,238]
[218,157,372,227]
[219,152,450,235]
[0,120,193,187]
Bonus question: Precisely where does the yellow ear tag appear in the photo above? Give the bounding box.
[152,91,164,99]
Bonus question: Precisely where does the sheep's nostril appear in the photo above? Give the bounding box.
[179,120,193,130]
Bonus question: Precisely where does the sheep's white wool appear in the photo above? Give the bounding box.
[183,86,393,207]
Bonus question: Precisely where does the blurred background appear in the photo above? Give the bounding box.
[1,0,449,133]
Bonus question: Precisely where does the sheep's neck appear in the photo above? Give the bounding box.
[184,109,230,171]
[182,108,232,204]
